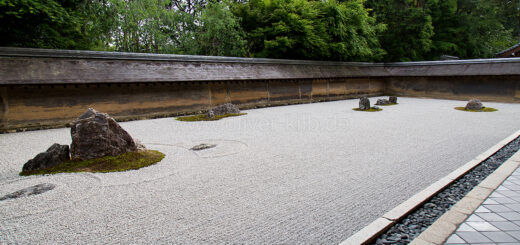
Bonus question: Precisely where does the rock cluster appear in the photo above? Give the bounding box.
[22,108,143,172]
[375,96,398,105]
[359,97,371,110]
[375,99,391,105]
[465,99,483,110]
[71,108,139,160]
[207,103,240,118]
[22,144,70,172]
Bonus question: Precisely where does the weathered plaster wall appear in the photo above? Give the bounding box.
[386,76,520,102]
[0,47,519,132]
[0,78,382,132]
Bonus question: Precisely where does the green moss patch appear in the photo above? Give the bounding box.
[176,113,247,121]
[353,107,383,112]
[20,150,165,176]
[454,107,498,112]
[379,103,398,106]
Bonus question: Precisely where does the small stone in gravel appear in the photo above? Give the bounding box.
[389,96,398,104]
[22,144,70,172]
[465,99,483,110]
[191,144,217,151]
[207,110,215,119]
[0,183,56,201]
[359,97,370,110]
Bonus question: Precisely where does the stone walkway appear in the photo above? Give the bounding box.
[446,167,520,244]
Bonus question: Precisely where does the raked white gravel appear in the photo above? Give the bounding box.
[1,97,520,244]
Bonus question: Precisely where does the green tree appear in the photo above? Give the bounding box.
[366,0,517,61]
[234,0,325,59]
[234,0,384,61]
[365,0,434,61]
[109,0,178,53]
[455,0,516,58]
[0,0,99,49]
[315,0,386,61]
[194,1,248,56]
[427,0,516,59]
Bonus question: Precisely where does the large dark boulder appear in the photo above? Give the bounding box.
[359,97,370,110]
[70,108,138,160]
[22,144,70,172]
[207,103,240,118]
[465,99,483,110]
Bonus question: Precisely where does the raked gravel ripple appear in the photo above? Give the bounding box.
[1,97,520,244]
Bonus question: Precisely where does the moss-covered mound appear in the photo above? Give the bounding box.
[454,107,498,112]
[176,113,247,121]
[20,150,165,176]
[353,107,383,112]
[379,103,398,106]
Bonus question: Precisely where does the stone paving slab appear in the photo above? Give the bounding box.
[1,98,520,243]
[446,167,520,244]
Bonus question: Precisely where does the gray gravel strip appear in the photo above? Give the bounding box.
[1,97,520,244]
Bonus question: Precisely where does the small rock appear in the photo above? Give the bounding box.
[209,103,240,116]
[207,109,215,118]
[0,183,56,201]
[465,99,483,110]
[359,97,370,110]
[191,144,217,151]
[424,203,437,208]
[389,96,397,104]
[22,144,70,172]
[134,139,147,151]
[375,99,391,105]
[70,108,138,160]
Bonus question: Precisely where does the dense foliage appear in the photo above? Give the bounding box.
[0,0,518,61]
[365,0,518,61]
[234,0,385,61]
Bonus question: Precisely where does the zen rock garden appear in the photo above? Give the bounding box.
[21,108,164,176]
[2,96,519,245]
[19,99,497,176]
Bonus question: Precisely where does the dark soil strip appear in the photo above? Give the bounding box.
[375,136,520,244]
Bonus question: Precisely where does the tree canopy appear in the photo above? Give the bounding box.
[1,0,518,61]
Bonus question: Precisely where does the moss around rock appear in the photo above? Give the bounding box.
[20,150,165,176]
[379,103,398,106]
[454,107,498,112]
[353,107,383,112]
[176,113,247,121]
